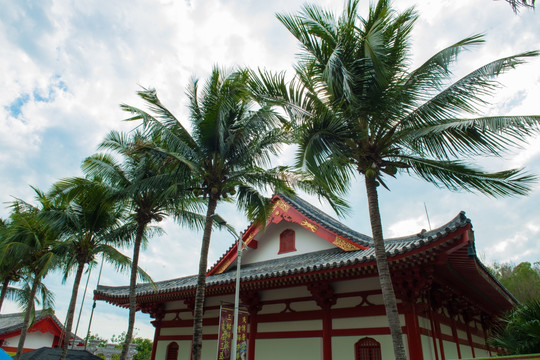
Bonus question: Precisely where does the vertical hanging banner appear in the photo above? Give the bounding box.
[217,304,249,360]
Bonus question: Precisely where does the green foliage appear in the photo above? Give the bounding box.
[505,0,535,12]
[264,1,540,359]
[86,333,107,347]
[131,338,152,360]
[490,300,540,354]
[491,262,540,303]
[122,68,294,360]
[108,332,152,360]
[268,0,540,199]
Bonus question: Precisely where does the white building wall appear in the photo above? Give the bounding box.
[443,340,459,360]
[255,338,321,360]
[258,320,322,332]
[460,343,473,359]
[242,223,335,265]
[2,331,54,349]
[333,316,391,329]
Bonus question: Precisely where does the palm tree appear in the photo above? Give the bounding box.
[490,300,540,354]
[0,218,21,311]
[6,189,62,360]
[0,219,54,314]
[505,0,535,12]
[47,177,153,360]
[261,1,540,358]
[82,130,205,360]
[121,68,291,360]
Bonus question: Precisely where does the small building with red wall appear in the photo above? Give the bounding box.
[95,194,516,360]
[0,310,65,355]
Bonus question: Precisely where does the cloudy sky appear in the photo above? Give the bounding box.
[1,0,539,341]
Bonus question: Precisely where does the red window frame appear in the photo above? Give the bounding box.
[278,229,296,254]
[355,337,382,360]
[166,341,179,360]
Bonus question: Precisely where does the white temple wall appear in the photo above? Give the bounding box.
[421,334,437,360]
[333,315,392,329]
[443,340,459,359]
[460,343,473,359]
[258,319,322,332]
[242,222,335,265]
[2,331,54,349]
[255,338,321,360]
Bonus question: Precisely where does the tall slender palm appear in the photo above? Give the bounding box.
[83,130,205,360]
[121,68,291,360]
[0,218,22,312]
[48,177,152,360]
[262,1,540,358]
[6,189,62,360]
[0,219,54,313]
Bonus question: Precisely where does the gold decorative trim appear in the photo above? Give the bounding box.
[275,200,290,212]
[215,259,233,274]
[245,232,255,243]
[333,236,359,251]
[301,219,318,232]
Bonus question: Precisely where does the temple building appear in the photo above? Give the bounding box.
[0,310,68,355]
[95,194,515,360]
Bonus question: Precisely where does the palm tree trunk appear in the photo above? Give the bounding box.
[191,196,218,360]
[15,276,40,360]
[121,222,146,360]
[365,175,407,360]
[0,278,10,312]
[60,261,85,360]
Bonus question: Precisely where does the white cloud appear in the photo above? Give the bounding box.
[1,0,539,342]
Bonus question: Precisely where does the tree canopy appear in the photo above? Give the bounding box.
[492,262,540,303]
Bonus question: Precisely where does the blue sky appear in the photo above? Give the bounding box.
[0,0,539,341]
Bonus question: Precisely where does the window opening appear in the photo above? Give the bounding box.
[166,342,179,360]
[355,337,382,360]
[278,229,296,254]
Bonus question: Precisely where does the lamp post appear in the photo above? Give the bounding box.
[213,214,245,360]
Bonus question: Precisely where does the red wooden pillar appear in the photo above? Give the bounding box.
[248,312,258,360]
[451,317,462,359]
[404,302,424,360]
[150,323,160,360]
[434,313,446,360]
[307,282,336,360]
[466,326,475,358]
[428,308,440,360]
[322,307,332,360]
[146,304,165,360]
[242,291,262,360]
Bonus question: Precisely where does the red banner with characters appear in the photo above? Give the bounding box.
[217,304,249,360]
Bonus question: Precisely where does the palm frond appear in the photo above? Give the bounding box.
[404,115,540,158]
[402,156,536,196]
[402,51,540,128]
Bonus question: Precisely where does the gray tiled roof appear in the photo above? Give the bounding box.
[0,310,61,335]
[95,211,470,300]
[278,193,373,247]
[20,347,102,360]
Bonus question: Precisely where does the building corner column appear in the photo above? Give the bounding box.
[404,302,424,360]
[307,282,336,360]
[241,291,262,360]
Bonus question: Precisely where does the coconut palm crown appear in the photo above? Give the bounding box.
[6,189,61,360]
[82,129,207,360]
[48,176,153,360]
[121,67,292,360]
[258,0,540,358]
